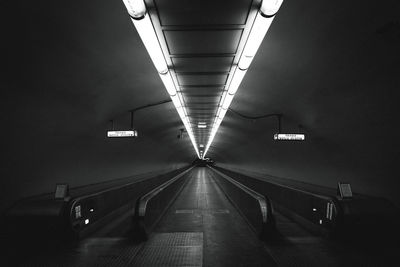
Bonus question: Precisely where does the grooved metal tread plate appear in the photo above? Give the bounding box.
[19,238,142,267]
[70,238,142,267]
[131,232,203,267]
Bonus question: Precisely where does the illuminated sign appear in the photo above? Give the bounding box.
[326,202,334,220]
[107,130,137,137]
[75,205,81,219]
[54,183,69,199]
[337,182,352,198]
[197,121,207,128]
[274,133,305,141]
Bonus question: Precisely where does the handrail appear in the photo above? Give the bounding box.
[3,170,173,216]
[69,170,171,197]
[68,167,191,225]
[209,166,269,223]
[213,166,341,226]
[217,167,337,202]
[136,166,194,217]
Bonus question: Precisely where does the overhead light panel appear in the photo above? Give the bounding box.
[260,0,284,17]
[221,93,235,110]
[122,0,200,158]
[130,15,168,75]
[160,72,177,96]
[203,0,284,158]
[122,0,146,19]
[227,67,247,94]
[238,1,282,71]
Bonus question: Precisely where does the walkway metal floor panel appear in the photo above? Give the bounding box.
[150,167,277,267]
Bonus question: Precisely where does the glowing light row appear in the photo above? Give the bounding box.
[203,0,284,159]
[122,0,200,158]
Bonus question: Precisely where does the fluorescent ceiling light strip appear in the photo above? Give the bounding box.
[123,1,200,158]
[188,131,200,158]
[122,0,146,19]
[159,72,177,96]
[216,105,222,118]
[131,15,168,74]
[171,94,181,109]
[238,13,274,70]
[261,0,284,17]
[218,108,228,120]
[203,1,283,159]
[221,94,235,110]
[238,1,281,71]
[177,92,185,103]
[204,115,221,155]
[227,67,247,95]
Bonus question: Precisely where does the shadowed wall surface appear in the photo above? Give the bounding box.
[0,1,193,211]
[204,0,400,205]
[1,0,400,210]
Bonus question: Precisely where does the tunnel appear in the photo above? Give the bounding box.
[1,0,400,266]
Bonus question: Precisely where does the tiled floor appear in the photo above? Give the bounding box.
[131,232,203,267]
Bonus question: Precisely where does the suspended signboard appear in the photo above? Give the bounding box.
[274,133,305,141]
[107,130,138,137]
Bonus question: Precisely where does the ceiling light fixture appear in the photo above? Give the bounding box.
[122,0,200,158]
[203,0,284,158]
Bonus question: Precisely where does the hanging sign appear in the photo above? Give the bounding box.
[274,133,305,140]
[107,130,138,137]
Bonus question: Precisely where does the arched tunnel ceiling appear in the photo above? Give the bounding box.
[1,0,400,206]
[1,0,198,152]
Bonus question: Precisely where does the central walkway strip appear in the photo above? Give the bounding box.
[131,167,276,267]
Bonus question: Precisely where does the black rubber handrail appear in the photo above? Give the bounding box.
[136,166,194,217]
[214,167,341,218]
[209,166,271,224]
[67,167,192,234]
[212,166,343,231]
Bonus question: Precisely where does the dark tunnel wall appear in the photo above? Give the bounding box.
[0,1,194,211]
[1,0,400,211]
[209,0,400,206]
